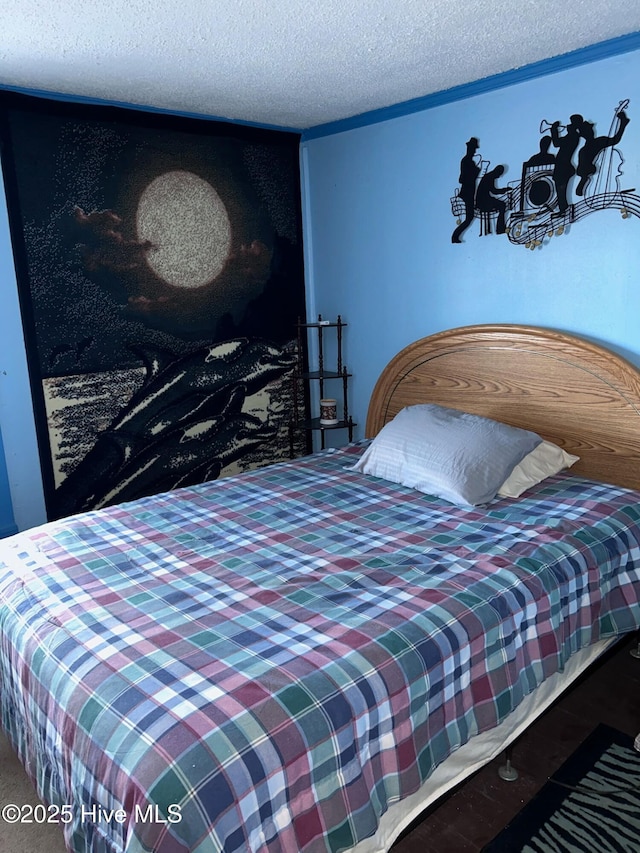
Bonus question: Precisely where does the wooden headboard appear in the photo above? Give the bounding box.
[366,324,640,492]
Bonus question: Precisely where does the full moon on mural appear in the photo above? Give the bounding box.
[136,170,232,288]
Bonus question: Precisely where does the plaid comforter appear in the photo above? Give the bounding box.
[1,441,640,853]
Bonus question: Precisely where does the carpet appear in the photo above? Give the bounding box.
[0,731,67,853]
[482,724,640,853]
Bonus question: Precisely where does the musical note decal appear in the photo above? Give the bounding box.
[450,99,638,248]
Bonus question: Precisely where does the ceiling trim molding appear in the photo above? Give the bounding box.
[302,30,640,142]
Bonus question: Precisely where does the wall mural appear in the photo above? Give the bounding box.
[0,93,306,520]
[451,99,639,249]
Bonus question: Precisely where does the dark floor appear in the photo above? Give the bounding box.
[391,633,640,852]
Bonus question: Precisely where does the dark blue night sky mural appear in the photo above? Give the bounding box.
[0,93,306,520]
[451,99,638,248]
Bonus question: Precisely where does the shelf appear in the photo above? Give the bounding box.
[300,322,343,329]
[290,314,355,455]
[301,370,352,380]
[302,418,356,431]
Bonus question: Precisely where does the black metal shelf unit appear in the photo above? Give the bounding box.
[290,315,355,455]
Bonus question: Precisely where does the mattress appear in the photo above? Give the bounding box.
[1,440,639,853]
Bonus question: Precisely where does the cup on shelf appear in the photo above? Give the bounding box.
[319,398,338,425]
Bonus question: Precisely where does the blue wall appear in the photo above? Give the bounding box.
[300,47,640,439]
[0,427,16,537]
[0,162,47,532]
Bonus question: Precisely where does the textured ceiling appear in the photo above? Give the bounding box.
[2,0,640,130]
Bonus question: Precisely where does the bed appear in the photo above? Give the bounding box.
[1,323,640,853]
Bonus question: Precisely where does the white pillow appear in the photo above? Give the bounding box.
[351,404,542,506]
[497,440,579,498]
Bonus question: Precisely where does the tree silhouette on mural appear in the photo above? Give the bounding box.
[450,99,638,249]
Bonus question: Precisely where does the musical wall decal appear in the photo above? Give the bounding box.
[450,99,638,249]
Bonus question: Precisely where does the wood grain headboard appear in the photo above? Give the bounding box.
[366,324,640,492]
